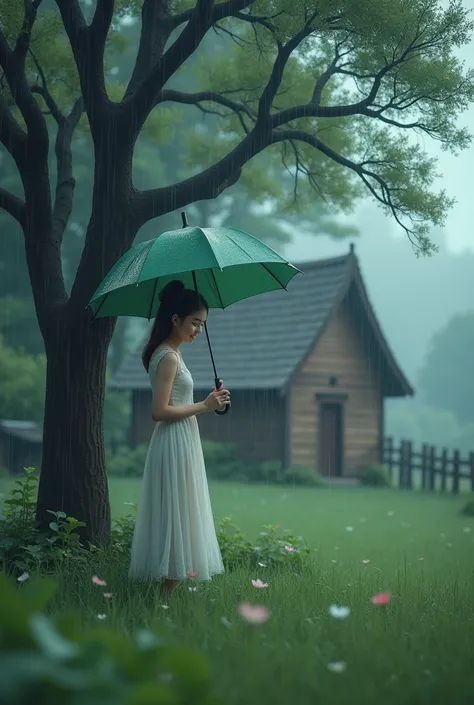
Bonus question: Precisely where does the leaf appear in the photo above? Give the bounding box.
[126,681,178,705]
[30,613,80,661]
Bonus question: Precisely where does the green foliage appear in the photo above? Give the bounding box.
[0,573,222,705]
[359,463,391,487]
[0,336,46,422]
[418,311,474,425]
[107,444,148,478]
[0,469,94,575]
[107,440,325,487]
[461,497,474,517]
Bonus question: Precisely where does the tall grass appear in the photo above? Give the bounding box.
[27,480,474,705]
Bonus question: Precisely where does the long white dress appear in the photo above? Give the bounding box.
[129,347,224,582]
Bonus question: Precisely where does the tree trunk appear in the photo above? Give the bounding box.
[35,308,115,546]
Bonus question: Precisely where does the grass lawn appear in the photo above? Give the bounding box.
[8,477,469,705]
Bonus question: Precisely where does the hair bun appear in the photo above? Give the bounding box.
[159,279,185,304]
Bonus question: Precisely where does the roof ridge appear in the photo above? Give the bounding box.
[294,251,354,271]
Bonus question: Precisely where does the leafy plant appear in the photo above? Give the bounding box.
[0,573,222,705]
[0,468,96,575]
[461,498,474,517]
[216,517,310,572]
[359,463,390,487]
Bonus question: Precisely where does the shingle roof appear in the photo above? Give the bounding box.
[110,248,413,395]
[0,420,42,444]
[111,251,353,390]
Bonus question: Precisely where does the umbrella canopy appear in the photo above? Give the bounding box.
[88,222,301,319]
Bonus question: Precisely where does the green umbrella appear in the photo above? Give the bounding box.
[89,213,301,414]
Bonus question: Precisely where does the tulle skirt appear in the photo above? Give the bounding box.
[129,416,224,582]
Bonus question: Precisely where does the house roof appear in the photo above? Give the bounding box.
[110,245,413,397]
[0,420,43,444]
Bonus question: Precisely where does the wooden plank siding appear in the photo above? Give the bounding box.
[289,289,383,475]
[131,388,285,464]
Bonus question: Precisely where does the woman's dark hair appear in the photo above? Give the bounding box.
[142,280,209,371]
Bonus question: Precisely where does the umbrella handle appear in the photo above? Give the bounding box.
[214,378,231,417]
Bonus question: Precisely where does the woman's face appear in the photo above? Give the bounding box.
[173,309,208,343]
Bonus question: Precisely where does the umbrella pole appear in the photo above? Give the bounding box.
[191,269,230,416]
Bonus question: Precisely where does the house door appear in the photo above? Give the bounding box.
[320,402,343,477]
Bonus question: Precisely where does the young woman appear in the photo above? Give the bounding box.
[129,280,229,597]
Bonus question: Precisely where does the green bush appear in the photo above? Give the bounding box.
[283,466,326,487]
[0,469,309,577]
[461,497,474,517]
[358,463,390,487]
[107,444,148,477]
[0,468,97,575]
[0,573,222,705]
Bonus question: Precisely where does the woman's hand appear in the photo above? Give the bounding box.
[203,386,231,412]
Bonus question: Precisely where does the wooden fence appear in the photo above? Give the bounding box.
[383,437,474,494]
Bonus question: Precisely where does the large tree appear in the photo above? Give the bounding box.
[418,310,474,425]
[0,0,473,544]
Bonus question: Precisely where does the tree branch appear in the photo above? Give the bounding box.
[125,0,256,133]
[0,22,49,161]
[271,127,416,241]
[170,0,255,30]
[52,96,84,242]
[29,50,64,123]
[54,0,113,117]
[0,187,26,227]
[0,90,28,168]
[158,88,257,125]
[14,1,43,66]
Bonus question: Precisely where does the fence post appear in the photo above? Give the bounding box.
[385,436,394,485]
[399,440,406,488]
[470,452,474,493]
[452,450,460,495]
[405,440,413,489]
[429,446,436,491]
[440,448,448,492]
[421,443,429,490]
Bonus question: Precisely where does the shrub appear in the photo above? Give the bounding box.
[283,466,326,487]
[216,516,310,571]
[0,573,221,705]
[461,497,474,517]
[107,444,148,477]
[0,470,310,577]
[359,463,390,487]
[0,468,97,576]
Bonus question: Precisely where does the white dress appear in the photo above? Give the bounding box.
[129,347,224,582]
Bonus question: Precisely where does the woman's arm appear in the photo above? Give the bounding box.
[151,353,207,422]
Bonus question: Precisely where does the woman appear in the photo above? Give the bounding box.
[129,280,229,597]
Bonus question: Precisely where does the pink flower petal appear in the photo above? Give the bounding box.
[103,592,113,598]
[186,571,198,579]
[252,579,269,589]
[92,575,107,587]
[238,602,270,624]
[284,545,294,552]
[362,559,370,564]
[371,591,391,606]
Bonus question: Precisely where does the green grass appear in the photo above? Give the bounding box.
[16,478,471,705]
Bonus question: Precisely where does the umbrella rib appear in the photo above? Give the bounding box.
[148,278,159,320]
[210,268,225,310]
[92,292,109,319]
[260,263,288,291]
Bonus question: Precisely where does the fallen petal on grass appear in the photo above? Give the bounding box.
[284,545,294,552]
[327,661,347,673]
[92,576,106,587]
[17,572,29,583]
[238,603,270,624]
[362,559,370,564]
[103,592,113,598]
[252,579,269,589]
[371,591,391,606]
[97,614,107,620]
[329,605,350,619]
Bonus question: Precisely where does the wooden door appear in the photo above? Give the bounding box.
[320,402,343,476]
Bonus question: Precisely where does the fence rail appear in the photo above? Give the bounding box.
[383,437,474,494]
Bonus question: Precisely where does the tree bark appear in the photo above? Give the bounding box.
[35,307,115,546]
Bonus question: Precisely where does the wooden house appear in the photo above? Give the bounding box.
[110,245,413,477]
[0,420,42,476]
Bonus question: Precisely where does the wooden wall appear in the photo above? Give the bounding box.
[131,388,286,464]
[289,286,383,475]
